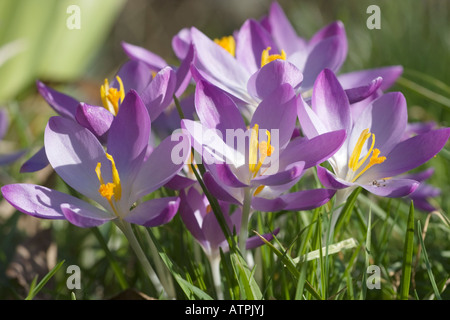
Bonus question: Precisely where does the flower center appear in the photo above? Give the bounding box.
[261,46,286,67]
[100,76,125,116]
[249,124,275,178]
[214,35,236,57]
[96,153,122,217]
[347,128,386,183]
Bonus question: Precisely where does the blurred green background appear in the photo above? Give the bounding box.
[0,0,448,299]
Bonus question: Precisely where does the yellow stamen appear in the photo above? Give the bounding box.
[214,35,236,57]
[96,153,122,202]
[348,128,371,171]
[261,46,286,67]
[100,76,125,116]
[249,124,275,177]
[351,148,386,183]
[253,185,265,196]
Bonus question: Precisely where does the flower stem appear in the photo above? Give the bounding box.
[239,187,252,260]
[208,255,224,300]
[115,220,166,298]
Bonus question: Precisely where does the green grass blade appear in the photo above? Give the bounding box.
[399,201,415,300]
[417,220,442,300]
[25,260,65,300]
[361,208,372,300]
[231,253,262,300]
[396,77,450,108]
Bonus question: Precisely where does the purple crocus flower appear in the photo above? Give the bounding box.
[261,1,403,96]
[2,90,190,228]
[0,109,26,165]
[21,59,178,173]
[297,69,450,206]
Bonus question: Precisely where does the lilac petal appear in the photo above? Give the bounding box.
[344,77,383,104]
[132,133,191,199]
[106,90,150,180]
[358,178,419,198]
[349,92,407,156]
[250,83,297,148]
[75,103,114,143]
[0,109,8,140]
[338,66,403,92]
[125,197,180,227]
[195,80,246,135]
[251,161,305,187]
[246,228,280,250]
[1,183,107,221]
[36,80,79,120]
[411,198,438,213]
[207,162,248,188]
[297,95,328,138]
[20,147,49,173]
[164,174,197,191]
[311,69,351,133]
[111,60,153,94]
[251,188,335,212]
[247,59,303,101]
[172,28,192,60]
[121,41,168,72]
[179,189,207,246]
[364,128,450,181]
[174,43,194,97]
[44,116,109,205]
[235,19,275,75]
[202,207,232,250]
[61,203,114,228]
[267,2,306,56]
[402,168,434,182]
[309,21,347,50]
[316,165,353,189]
[279,130,347,170]
[302,30,347,88]
[190,27,251,102]
[203,171,243,205]
[140,66,177,121]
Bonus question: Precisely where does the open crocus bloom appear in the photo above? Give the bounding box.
[181,80,346,212]
[298,69,450,203]
[179,187,279,261]
[261,1,403,95]
[21,59,177,173]
[2,90,190,228]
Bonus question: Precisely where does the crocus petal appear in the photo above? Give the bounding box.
[247,59,303,101]
[267,2,306,56]
[358,178,419,198]
[172,28,192,60]
[297,95,328,138]
[251,161,305,187]
[302,22,347,89]
[36,80,79,120]
[0,109,8,140]
[364,128,450,181]
[251,188,335,212]
[179,188,208,246]
[338,65,403,92]
[124,197,180,227]
[1,183,106,221]
[246,228,280,250]
[344,77,383,104]
[311,69,351,133]
[106,90,150,182]
[132,133,191,199]
[164,174,197,190]
[402,168,434,182]
[111,60,153,94]
[279,130,347,170]
[174,43,194,97]
[121,41,168,72]
[140,66,177,121]
[195,80,246,135]
[203,171,243,205]
[75,103,114,143]
[20,147,49,173]
[316,165,354,190]
[206,162,248,188]
[235,18,275,75]
[44,116,110,206]
[61,203,114,228]
[190,27,251,103]
[250,83,297,148]
[0,149,26,166]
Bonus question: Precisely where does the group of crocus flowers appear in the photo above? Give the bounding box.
[1,2,449,299]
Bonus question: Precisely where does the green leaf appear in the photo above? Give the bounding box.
[231,253,262,300]
[25,260,65,300]
[399,201,415,300]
